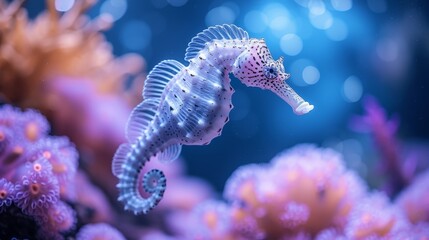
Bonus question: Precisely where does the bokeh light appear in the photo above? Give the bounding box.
[308,0,326,15]
[342,76,363,103]
[289,59,314,86]
[325,18,348,41]
[302,66,320,85]
[100,0,127,21]
[205,6,236,26]
[331,0,353,12]
[309,10,333,30]
[280,34,303,56]
[263,3,296,36]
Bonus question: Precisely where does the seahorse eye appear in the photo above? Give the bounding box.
[264,63,278,79]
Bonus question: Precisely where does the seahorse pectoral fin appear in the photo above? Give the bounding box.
[275,82,314,115]
[155,144,182,163]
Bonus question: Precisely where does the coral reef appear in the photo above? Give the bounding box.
[147,144,429,240]
[0,0,145,197]
[395,170,429,224]
[0,105,123,239]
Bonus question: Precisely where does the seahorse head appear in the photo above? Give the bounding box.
[232,39,313,115]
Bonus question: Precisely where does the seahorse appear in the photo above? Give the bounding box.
[112,24,314,214]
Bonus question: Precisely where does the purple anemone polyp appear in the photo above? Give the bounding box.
[14,169,60,215]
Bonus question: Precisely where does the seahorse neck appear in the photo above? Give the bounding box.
[194,39,250,71]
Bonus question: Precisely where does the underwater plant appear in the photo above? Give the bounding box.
[113,24,314,214]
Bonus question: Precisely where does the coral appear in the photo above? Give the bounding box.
[184,200,236,240]
[0,0,145,198]
[13,169,60,215]
[42,200,76,233]
[29,137,79,200]
[0,105,50,142]
[351,97,409,194]
[345,192,409,239]
[76,223,126,240]
[73,170,115,224]
[0,178,14,212]
[223,144,366,238]
[395,170,429,224]
[0,105,85,238]
[0,0,144,108]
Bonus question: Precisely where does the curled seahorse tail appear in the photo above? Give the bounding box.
[113,141,166,214]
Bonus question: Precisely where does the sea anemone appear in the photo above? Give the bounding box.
[0,178,15,212]
[14,169,60,215]
[76,223,126,240]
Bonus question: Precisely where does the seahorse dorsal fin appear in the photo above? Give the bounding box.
[155,144,182,163]
[126,99,158,142]
[126,60,185,142]
[143,60,185,103]
[185,24,249,62]
[112,143,132,176]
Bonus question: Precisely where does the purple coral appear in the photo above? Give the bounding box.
[14,166,60,215]
[29,137,78,200]
[43,201,76,233]
[351,96,409,194]
[0,105,50,143]
[0,178,15,212]
[76,223,126,240]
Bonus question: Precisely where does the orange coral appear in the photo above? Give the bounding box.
[0,0,144,108]
[0,0,146,196]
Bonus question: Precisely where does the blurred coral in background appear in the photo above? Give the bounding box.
[0,0,144,196]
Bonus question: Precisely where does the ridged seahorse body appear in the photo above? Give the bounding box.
[112,24,314,214]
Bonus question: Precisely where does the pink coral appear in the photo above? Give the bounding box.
[345,192,409,239]
[223,144,367,238]
[76,223,126,240]
[395,170,429,224]
[184,200,236,240]
[43,201,76,233]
